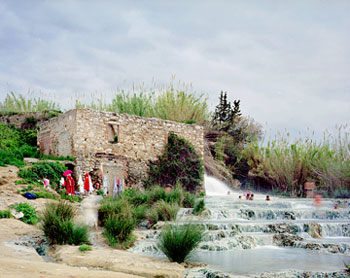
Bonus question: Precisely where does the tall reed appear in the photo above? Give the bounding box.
[244,125,350,196]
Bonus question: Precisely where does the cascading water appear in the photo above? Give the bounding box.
[131,175,350,276]
[204,174,233,196]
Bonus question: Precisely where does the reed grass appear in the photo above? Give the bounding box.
[0,92,60,112]
[244,125,350,196]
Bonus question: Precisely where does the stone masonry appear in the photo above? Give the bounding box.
[38,109,204,193]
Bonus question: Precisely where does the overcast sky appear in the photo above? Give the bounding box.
[0,0,349,140]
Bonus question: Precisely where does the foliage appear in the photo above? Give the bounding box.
[41,201,88,245]
[75,80,209,125]
[212,91,241,132]
[12,202,40,224]
[96,189,104,196]
[104,210,136,248]
[150,200,179,222]
[0,210,12,218]
[182,191,196,208]
[59,189,83,202]
[79,244,92,252]
[0,92,60,112]
[158,223,204,263]
[243,126,350,196]
[145,132,203,192]
[193,199,205,215]
[18,162,67,185]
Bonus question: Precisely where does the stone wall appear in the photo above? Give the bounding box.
[37,110,77,157]
[38,108,204,189]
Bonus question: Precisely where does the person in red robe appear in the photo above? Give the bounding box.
[66,174,75,195]
[84,173,90,194]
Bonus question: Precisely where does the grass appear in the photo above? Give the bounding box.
[79,244,92,252]
[193,199,205,215]
[12,202,40,224]
[243,126,350,197]
[75,79,209,125]
[104,211,136,248]
[41,201,88,245]
[18,162,67,186]
[158,223,205,263]
[0,210,12,218]
[0,92,60,112]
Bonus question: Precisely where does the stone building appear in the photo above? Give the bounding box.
[37,109,204,194]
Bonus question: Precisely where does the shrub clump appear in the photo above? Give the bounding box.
[18,162,67,185]
[104,211,136,248]
[145,132,203,192]
[79,244,92,252]
[12,202,40,224]
[0,209,12,218]
[193,199,205,215]
[158,223,204,263]
[41,201,88,245]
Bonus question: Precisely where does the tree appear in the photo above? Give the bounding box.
[212,91,241,132]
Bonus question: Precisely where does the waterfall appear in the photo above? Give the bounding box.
[204,174,233,196]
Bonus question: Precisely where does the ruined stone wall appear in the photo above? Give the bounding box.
[38,108,204,188]
[37,110,77,157]
[74,109,204,187]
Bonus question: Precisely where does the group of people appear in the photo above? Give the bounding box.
[56,171,123,198]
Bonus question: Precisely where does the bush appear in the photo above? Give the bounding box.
[79,244,92,252]
[12,202,40,224]
[158,223,204,263]
[104,211,136,247]
[147,186,167,204]
[144,132,203,192]
[153,200,179,221]
[193,199,205,215]
[0,210,12,218]
[182,192,196,208]
[165,184,184,205]
[98,197,131,226]
[41,201,88,245]
[18,162,67,185]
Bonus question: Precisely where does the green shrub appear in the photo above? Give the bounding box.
[41,201,87,245]
[193,199,205,215]
[153,200,179,221]
[79,244,92,252]
[158,223,204,263]
[0,210,12,218]
[12,203,40,224]
[96,189,104,196]
[144,132,203,192]
[98,197,131,226]
[182,192,196,208]
[104,211,136,247]
[27,191,57,200]
[147,186,167,204]
[18,162,67,185]
[133,204,148,224]
[165,184,184,205]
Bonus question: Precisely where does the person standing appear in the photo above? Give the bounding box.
[113,177,119,199]
[84,173,90,195]
[103,174,109,196]
[78,174,84,195]
[66,173,75,195]
[118,178,123,195]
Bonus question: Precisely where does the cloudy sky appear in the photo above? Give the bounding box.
[0,0,349,139]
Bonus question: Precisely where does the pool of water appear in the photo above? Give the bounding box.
[189,246,348,275]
